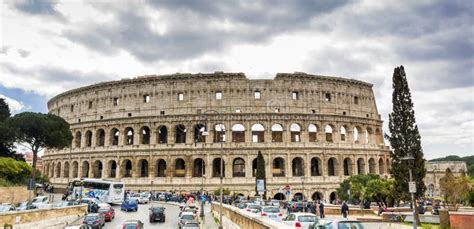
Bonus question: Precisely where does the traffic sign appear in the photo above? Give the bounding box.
[256,179,265,192]
[409,182,416,193]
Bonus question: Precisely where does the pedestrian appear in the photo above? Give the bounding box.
[319,201,325,218]
[341,201,349,219]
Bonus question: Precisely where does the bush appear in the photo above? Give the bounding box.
[0,156,32,186]
[214,188,231,196]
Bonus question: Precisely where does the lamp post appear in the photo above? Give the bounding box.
[401,154,417,229]
[196,126,209,219]
[219,123,225,229]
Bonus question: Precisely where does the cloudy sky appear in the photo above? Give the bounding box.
[0,0,472,159]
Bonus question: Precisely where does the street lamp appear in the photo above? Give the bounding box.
[218,123,225,229]
[400,153,417,229]
[195,126,209,219]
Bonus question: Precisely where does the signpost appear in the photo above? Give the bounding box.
[409,182,416,193]
[256,179,265,196]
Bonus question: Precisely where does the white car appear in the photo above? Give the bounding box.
[31,196,52,209]
[129,193,148,204]
[282,213,318,228]
[260,206,283,222]
[269,199,281,207]
[80,197,110,209]
[244,204,262,214]
[313,219,364,229]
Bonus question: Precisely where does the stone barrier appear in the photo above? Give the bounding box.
[0,204,87,227]
[0,186,29,204]
[449,211,474,229]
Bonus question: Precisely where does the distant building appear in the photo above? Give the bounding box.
[424,161,467,197]
[24,152,43,173]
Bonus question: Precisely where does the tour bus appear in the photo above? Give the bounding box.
[68,178,125,204]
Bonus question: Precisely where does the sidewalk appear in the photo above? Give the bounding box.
[201,202,220,229]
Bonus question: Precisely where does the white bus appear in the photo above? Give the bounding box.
[68,178,125,204]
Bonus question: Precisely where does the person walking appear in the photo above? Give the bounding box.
[319,201,325,218]
[341,201,349,219]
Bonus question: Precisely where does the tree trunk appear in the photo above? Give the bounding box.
[31,148,38,198]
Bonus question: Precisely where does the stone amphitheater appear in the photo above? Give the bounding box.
[43,72,391,202]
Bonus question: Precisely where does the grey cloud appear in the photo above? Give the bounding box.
[14,0,61,16]
[0,46,10,54]
[18,49,30,58]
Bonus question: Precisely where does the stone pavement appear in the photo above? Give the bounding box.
[201,202,220,229]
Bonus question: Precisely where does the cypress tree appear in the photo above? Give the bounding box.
[386,66,426,202]
[256,151,267,199]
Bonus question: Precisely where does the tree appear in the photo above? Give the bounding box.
[439,169,471,210]
[336,174,383,204]
[214,188,231,196]
[255,151,267,199]
[0,157,32,186]
[0,98,24,161]
[386,66,426,202]
[8,112,72,194]
[0,98,10,122]
[365,179,394,206]
[468,164,474,177]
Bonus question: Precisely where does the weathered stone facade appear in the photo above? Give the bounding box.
[424,161,467,197]
[43,72,390,202]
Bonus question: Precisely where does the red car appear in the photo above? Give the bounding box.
[98,207,115,222]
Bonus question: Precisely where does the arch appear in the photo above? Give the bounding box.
[108,160,117,178]
[96,129,105,146]
[375,128,383,144]
[175,124,187,144]
[233,157,246,177]
[252,158,257,177]
[357,158,366,174]
[156,159,166,177]
[294,193,303,201]
[378,158,385,174]
[343,158,352,176]
[85,130,92,147]
[175,158,186,177]
[139,159,149,177]
[125,127,134,145]
[292,157,304,177]
[72,161,78,178]
[274,193,285,200]
[214,124,226,142]
[232,124,245,142]
[328,157,338,176]
[368,158,376,174]
[74,131,82,148]
[340,126,347,141]
[353,126,362,143]
[271,124,283,142]
[212,158,225,178]
[310,157,322,176]
[55,162,61,178]
[290,123,301,142]
[365,127,373,144]
[193,158,205,177]
[157,125,168,144]
[82,161,90,178]
[308,124,318,142]
[122,159,132,177]
[63,161,70,178]
[325,124,334,142]
[312,192,323,201]
[272,157,285,177]
[140,126,151,144]
[110,128,120,146]
[251,124,265,143]
[194,124,207,143]
[92,160,103,178]
[330,192,337,204]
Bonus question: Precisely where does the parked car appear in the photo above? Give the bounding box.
[182,220,200,229]
[149,206,166,223]
[56,200,78,208]
[128,193,148,204]
[311,219,364,229]
[64,224,92,229]
[269,199,281,207]
[0,204,15,212]
[260,206,283,222]
[121,199,138,212]
[244,204,262,214]
[15,202,36,211]
[122,220,144,229]
[98,206,115,221]
[83,213,105,229]
[282,213,318,229]
[31,196,49,208]
[288,202,305,213]
[178,212,196,229]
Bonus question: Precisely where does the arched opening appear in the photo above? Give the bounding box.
[272,157,285,177]
[212,158,225,178]
[108,160,117,178]
[231,124,245,142]
[274,193,285,200]
[175,158,186,177]
[75,131,82,148]
[271,124,283,142]
[290,123,301,142]
[140,126,151,144]
[357,158,366,174]
[369,158,376,174]
[375,128,383,145]
[328,157,338,176]
[125,127,134,145]
[82,161,89,178]
[156,159,166,177]
[330,192,337,204]
[365,127,373,144]
[311,157,322,176]
[110,128,120,146]
[292,157,304,177]
[251,124,265,143]
[325,124,334,142]
[378,158,385,174]
[294,193,303,201]
[55,162,61,178]
[312,192,323,201]
[63,162,69,178]
[96,129,105,146]
[193,158,205,177]
[93,160,103,178]
[85,130,92,147]
[139,159,149,177]
[156,126,168,144]
[122,160,132,177]
[72,161,78,178]
[353,126,362,143]
[214,124,225,142]
[194,124,207,143]
[343,158,352,176]
[233,158,245,177]
[252,158,257,177]
[175,125,187,144]
[340,126,347,142]
[308,124,318,142]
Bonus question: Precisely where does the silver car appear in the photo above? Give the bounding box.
[311,219,365,229]
[182,220,200,229]
[260,206,283,222]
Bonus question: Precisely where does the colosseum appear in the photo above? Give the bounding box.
[43,72,391,203]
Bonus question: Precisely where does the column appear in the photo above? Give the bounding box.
[245,154,252,178]
[286,154,291,178]
[132,159,139,178]
[101,160,107,178]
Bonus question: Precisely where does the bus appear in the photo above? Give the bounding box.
[68,178,125,204]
